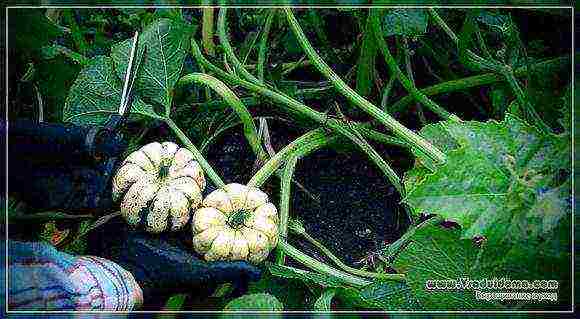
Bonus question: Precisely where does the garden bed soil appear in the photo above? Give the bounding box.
[206,122,412,266]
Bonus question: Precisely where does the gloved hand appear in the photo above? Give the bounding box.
[7,119,263,309]
[87,218,262,309]
[6,119,126,213]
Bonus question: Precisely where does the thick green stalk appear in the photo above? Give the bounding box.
[279,241,372,287]
[192,39,404,191]
[427,8,459,43]
[165,117,225,188]
[368,10,456,122]
[428,8,553,132]
[381,216,444,263]
[381,73,397,111]
[402,36,426,125]
[248,128,336,188]
[285,8,447,166]
[192,38,390,146]
[218,8,261,85]
[427,8,494,70]
[288,221,406,281]
[177,73,267,162]
[248,122,404,193]
[500,66,551,132]
[276,156,298,265]
[356,125,408,148]
[338,124,403,194]
[390,56,571,113]
[257,10,275,82]
[202,7,215,56]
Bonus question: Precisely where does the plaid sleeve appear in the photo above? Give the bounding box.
[9,240,143,311]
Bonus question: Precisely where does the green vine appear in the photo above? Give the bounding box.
[165,117,226,188]
[286,8,448,166]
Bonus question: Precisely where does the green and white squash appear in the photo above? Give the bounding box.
[112,141,205,233]
[191,183,279,264]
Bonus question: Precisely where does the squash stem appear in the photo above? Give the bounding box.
[158,160,170,180]
[367,9,457,123]
[177,73,268,163]
[279,241,372,288]
[190,38,420,190]
[276,156,299,265]
[285,8,448,166]
[390,55,571,114]
[288,220,406,282]
[165,117,226,188]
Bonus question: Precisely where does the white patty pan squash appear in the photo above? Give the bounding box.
[192,183,279,264]
[112,141,206,233]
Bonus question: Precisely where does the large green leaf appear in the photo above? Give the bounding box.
[335,280,420,311]
[63,56,158,125]
[382,9,428,37]
[248,266,313,310]
[476,210,572,310]
[35,56,82,122]
[404,114,570,242]
[112,18,191,115]
[392,224,502,310]
[268,264,418,311]
[9,9,62,51]
[221,293,283,315]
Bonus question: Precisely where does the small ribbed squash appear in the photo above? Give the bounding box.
[112,141,205,233]
[192,183,279,264]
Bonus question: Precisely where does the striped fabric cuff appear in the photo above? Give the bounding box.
[67,256,143,310]
[9,241,143,311]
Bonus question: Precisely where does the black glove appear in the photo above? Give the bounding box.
[87,217,262,309]
[8,119,263,308]
[5,119,126,212]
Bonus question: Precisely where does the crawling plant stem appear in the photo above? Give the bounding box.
[165,117,226,188]
[402,36,426,125]
[382,215,444,263]
[289,221,406,281]
[427,8,459,43]
[276,156,298,265]
[177,73,267,162]
[191,38,398,147]
[428,8,553,132]
[368,9,456,123]
[191,39,404,192]
[202,7,216,56]
[248,128,337,187]
[391,55,570,113]
[257,9,275,81]
[215,19,403,192]
[218,8,262,85]
[248,123,406,193]
[279,241,373,287]
[381,74,397,111]
[500,66,551,132]
[286,8,448,166]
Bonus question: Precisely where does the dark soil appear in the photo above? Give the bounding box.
[205,121,410,266]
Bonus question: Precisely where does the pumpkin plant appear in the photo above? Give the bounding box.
[52,6,571,312]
